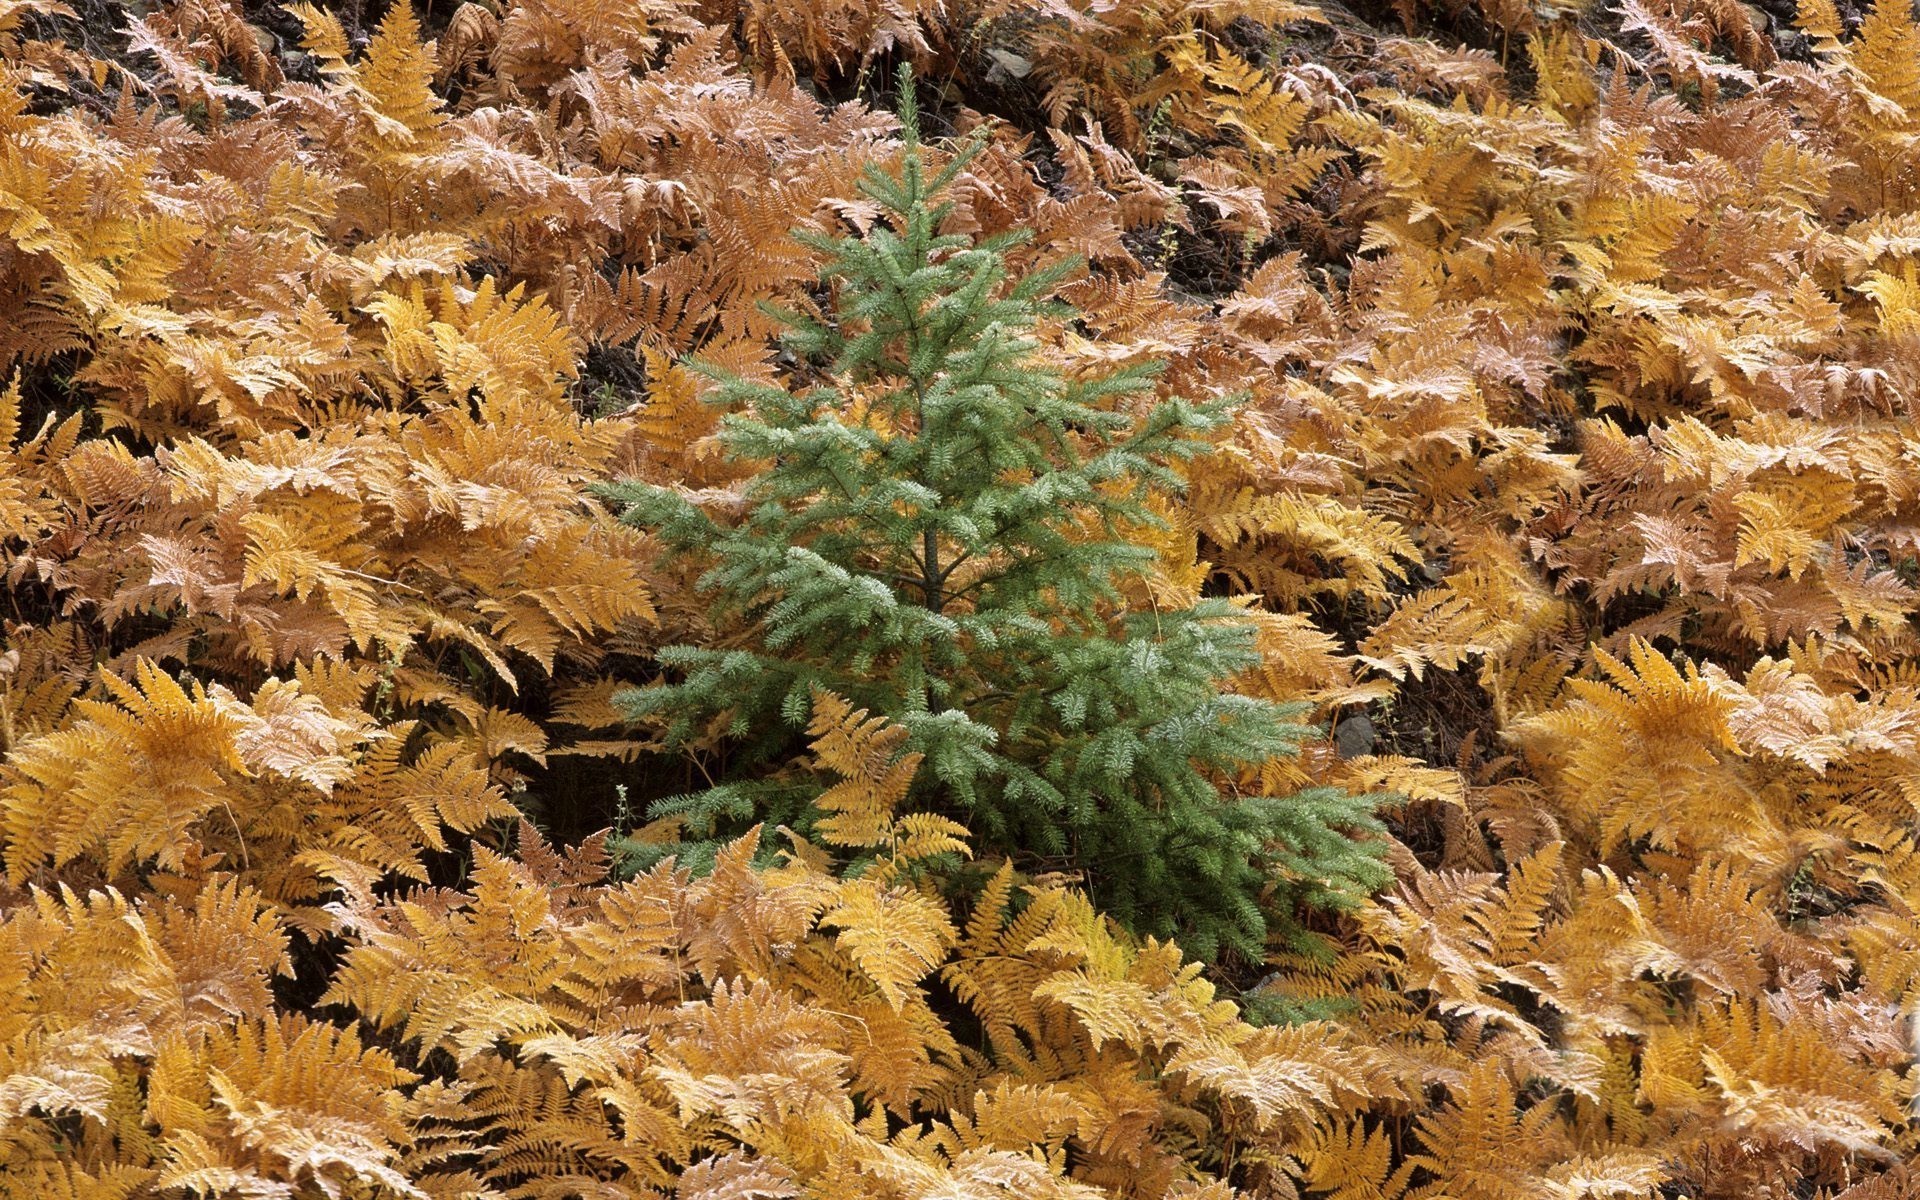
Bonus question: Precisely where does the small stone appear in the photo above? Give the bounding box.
[987,49,1033,79]
[1335,715,1375,760]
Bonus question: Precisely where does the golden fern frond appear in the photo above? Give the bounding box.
[1640,999,1906,1154]
[1296,1119,1417,1200]
[353,2,449,150]
[2,659,242,882]
[818,877,956,1013]
[0,1163,156,1200]
[807,689,922,854]
[1356,587,1505,682]
[149,1013,418,1199]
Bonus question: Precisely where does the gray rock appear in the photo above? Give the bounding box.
[1335,715,1375,760]
[986,49,1033,81]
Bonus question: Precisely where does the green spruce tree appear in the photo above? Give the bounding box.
[601,71,1385,961]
